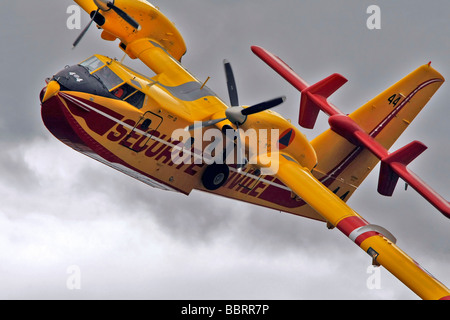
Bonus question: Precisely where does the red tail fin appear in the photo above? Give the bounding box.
[299,73,347,128]
[251,46,346,129]
[378,141,427,196]
[252,45,449,219]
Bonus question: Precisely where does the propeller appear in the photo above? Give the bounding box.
[186,60,286,171]
[224,60,239,107]
[105,1,140,30]
[73,9,99,48]
[73,0,140,48]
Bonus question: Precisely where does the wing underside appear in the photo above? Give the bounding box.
[267,153,450,300]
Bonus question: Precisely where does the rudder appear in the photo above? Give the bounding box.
[310,64,445,202]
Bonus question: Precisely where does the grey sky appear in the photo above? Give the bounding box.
[0,0,449,300]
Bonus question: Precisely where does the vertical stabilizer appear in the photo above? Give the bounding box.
[311,64,445,205]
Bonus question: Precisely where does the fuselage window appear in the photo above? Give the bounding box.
[125,90,146,109]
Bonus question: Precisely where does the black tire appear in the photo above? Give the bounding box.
[201,164,230,190]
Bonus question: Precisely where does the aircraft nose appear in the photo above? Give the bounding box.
[41,80,60,103]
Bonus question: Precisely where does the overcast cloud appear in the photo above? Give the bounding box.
[0,0,449,300]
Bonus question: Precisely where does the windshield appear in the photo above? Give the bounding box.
[77,56,146,109]
[80,56,105,73]
[93,66,124,90]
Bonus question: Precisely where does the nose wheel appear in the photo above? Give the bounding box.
[201,163,230,190]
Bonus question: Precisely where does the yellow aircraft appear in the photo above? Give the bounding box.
[40,0,450,299]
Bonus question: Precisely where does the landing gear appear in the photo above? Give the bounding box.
[202,163,230,190]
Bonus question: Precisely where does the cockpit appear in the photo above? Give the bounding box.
[50,55,146,109]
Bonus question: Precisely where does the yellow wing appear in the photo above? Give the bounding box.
[74,0,187,63]
[74,0,229,127]
[74,0,190,84]
[265,153,450,300]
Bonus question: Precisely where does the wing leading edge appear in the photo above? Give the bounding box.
[264,153,450,300]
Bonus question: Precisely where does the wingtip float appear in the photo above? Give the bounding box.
[40,0,449,299]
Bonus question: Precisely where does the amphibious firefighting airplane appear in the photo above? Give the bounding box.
[40,0,450,299]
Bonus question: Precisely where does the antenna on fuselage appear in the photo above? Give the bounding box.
[120,53,127,64]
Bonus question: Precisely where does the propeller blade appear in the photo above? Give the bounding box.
[235,125,243,171]
[107,2,140,30]
[241,96,286,116]
[235,125,247,172]
[223,60,239,107]
[185,117,227,131]
[72,9,99,48]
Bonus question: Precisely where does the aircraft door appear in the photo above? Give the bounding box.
[120,111,163,152]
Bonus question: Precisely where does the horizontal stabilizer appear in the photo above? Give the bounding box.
[251,46,308,92]
[386,164,450,219]
[253,45,449,219]
[251,45,346,129]
[382,140,427,167]
[299,74,347,128]
[328,113,449,218]
[306,73,348,98]
[328,114,366,146]
[378,141,427,196]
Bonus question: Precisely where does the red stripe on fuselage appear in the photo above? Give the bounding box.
[62,94,125,136]
[41,93,187,194]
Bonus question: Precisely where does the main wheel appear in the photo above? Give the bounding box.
[201,164,230,190]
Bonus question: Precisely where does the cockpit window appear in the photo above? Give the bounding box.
[111,83,136,99]
[111,83,146,109]
[125,91,146,109]
[80,56,105,73]
[93,66,124,90]
[78,56,146,109]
